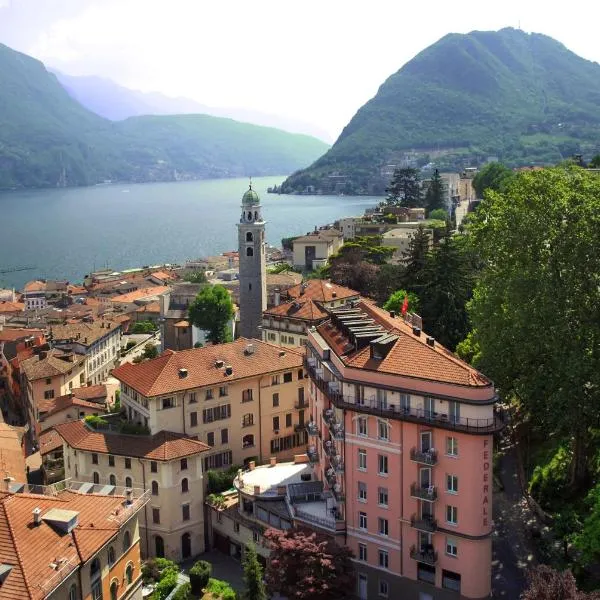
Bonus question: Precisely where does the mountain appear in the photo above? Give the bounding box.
[51,70,332,142]
[281,28,600,195]
[0,44,329,189]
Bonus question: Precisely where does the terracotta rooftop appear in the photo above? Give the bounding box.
[39,429,63,456]
[0,486,142,599]
[286,280,360,304]
[317,300,490,388]
[50,320,120,348]
[293,229,343,244]
[0,302,24,314]
[112,337,304,397]
[38,394,103,419]
[71,385,107,401]
[22,280,46,293]
[149,271,178,282]
[135,301,160,314]
[20,349,85,382]
[174,320,189,328]
[0,328,44,343]
[0,423,26,482]
[55,421,210,461]
[109,286,170,304]
[264,298,328,322]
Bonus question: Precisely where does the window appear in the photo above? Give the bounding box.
[358,449,367,470]
[162,397,174,410]
[272,393,279,407]
[182,504,190,521]
[110,581,118,600]
[108,455,114,467]
[378,454,389,475]
[243,434,255,448]
[91,580,102,600]
[359,512,368,530]
[181,478,189,493]
[205,389,214,400]
[271,375,280,386]
[220,428,228,444]
[379,580,389,598]
[442,570,461,593]
[123,530,131,552]
[124,457,131,469]
[45,378,52,385]
[358,481,367,502]
[108,546,115,566]
[93,472,100,484]
[253,531,260,543]
[378,487,388,507]
[446,505,458,525]
[203,404,231,423]
[242,389,253,402]
[298,369,304,380]
[242,413,254,427]
[190,411,198,427]
[234,522,240,533]
[216,511,223,523]
[378,517,389,536]
[446,436,458,457]
[90,558,101,581]
[246,231,253,242]
[204,450,233,470]
[181,458,188,470]
[125,476,132,488]
[285,413,292,428]
[219,386,228,397]
[447,474,458,494]
[357,417,368,436]
[446,537,458,557]
[207,432,215,446]
[378,549,389,569]
[150,461,157,473]
[377,420,389,441]
[246,247,254,257]
[273,416,280,431]
[151,481,159,496]
[283,372,293,383]
[152,508,160,524]
[43,389,55,400]
[92,453,98,465]
[189,392,197,403]
[109,474,116,486]
[358,543,367,561]
[126,564,134,585]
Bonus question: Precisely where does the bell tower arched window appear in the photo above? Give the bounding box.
[246,247,254,257]
[246,231,253,242]
[247,211,252,221]
[254,211,258,220]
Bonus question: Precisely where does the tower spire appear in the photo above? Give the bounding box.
[249,176,252,191]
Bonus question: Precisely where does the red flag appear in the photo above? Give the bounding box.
[401,294,409,316]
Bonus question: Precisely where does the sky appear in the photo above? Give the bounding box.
[1,0,599,142]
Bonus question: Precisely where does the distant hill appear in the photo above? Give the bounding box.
[282,28,600,195]
[51,70,332,142]
[0,44,329,189]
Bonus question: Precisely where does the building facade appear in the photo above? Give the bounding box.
[112,339,308,468]
[304,300,503,600]
[237,185,267,339]
[292,229,343,270]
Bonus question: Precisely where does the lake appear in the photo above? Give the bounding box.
[0,176,380,290]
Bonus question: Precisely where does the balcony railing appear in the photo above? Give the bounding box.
[410,513,438,532]
[295,400,309,410]
[410,545,438,565]
[410,483,437,501]
[307,448,319,463]
[306,359,505,434]
[306,422,319,436]
[410,447,438,465]
[293,506,346,532]
[322,407,344,439]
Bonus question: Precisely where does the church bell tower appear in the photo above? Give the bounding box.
[238,182,267,339]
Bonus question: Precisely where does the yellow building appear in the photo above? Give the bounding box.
[112,338,308,467]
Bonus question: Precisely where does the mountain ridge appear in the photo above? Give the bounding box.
[281,28,600,194]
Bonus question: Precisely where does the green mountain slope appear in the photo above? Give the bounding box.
[0,44,329,189]
[282,28,600,194]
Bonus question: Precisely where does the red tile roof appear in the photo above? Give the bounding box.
[39,429,63,456]
[55,421,210,460]
[38,394,103,419]
[112,338,304,397]
[0,302,24,314]
[22,280,46,292]
[318,300,490,388]
[0,423,26,482]
[286,280,359,304]
[20,349,85,381]
[264,298,328,322]
[0,328,44,343]
[135,301,160,314]
[109,286,170,304]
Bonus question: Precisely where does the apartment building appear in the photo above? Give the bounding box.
[305,300,504,600]
[50,320,122,385]
[0,479,147,600]
[292,229,344,270]
[56,420,210,561]
[112,338,308,467]
[285,279,360,308]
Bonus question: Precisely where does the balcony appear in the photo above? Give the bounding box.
[322,408,344,439]
[295,400,309,410]
[410,447,438,466]
[307,447,319,463]
[410,514,438,532]
[410,545,438,566]
[294,423,307,433]
[410,483,437,502]
[306,422,319,436]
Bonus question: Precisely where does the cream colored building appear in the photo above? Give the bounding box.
[112,338,308,466]
[382,224,434,262]
[56,420,210,561]
[292,229,343,270]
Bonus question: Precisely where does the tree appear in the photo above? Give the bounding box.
[521,565,600,599]
[468,166,600,490]
[385,167,421,207]
[264,528,354,600]
[189,560,211,595]
[383,289,420,315]
[184,270,207,283]
[574,483,600,565]
[131,320,156,334]
[241,544,266,600]
[425,169,445,214]
[400,225,431,292]
[429,208,449,221]
[589,154,600,169]
[188,285,234,344]
[472,162,514,198]
[373,264,404,304]
[142,343,158,360]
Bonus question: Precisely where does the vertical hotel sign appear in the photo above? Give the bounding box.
[482,438,490,527]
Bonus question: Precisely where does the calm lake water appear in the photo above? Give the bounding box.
[0,176,380,290]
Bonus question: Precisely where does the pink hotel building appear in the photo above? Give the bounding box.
[305,300,504,600]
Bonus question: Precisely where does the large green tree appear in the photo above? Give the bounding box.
[468,166,600,489]
[472,162,515,198]
[385,167,421,207]
[400,224,431,293]
[188,285,234,344]
[424,169,445,214]
[241,544,267,600]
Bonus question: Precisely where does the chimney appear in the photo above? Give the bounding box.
[426,336,435,347]
[248,460,256,471]
[389,310,396,318]
[125,489,133,506]
[253,485,261,495]
[2,476,14,491]
[332,292,337,298]
[274,288,281,306]
[178,368,188,379]
[269,456,277,467]
[215,360,224,369]
[412,326,421,337]
[32,507,42,526]
[279,350,286,357]
[244,344,255,356]
[225,365,233,376]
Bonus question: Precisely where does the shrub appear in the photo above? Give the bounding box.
[171,582,192,600]
[84,415,107,428]
[131,321,157,334]
[207,466,240,494]
[207,493,227,509]
[155,557,178,572]
[126,340,137,350]
[142,559,161,583]
[206,578,237,600]
[189,560,211,595]
[119,422,150,435]
[153,570,178,600]
[529,444,571,509]
[428,208,449,221]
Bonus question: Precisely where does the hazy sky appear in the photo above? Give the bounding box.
[1,0,599,141]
